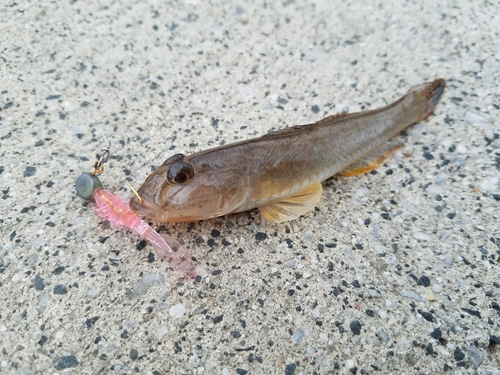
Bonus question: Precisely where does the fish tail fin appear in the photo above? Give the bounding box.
[339,79,445,178]
[407,79,446,122]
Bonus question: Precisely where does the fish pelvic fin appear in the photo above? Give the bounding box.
[259,182,323,223]
[339,142,404,177]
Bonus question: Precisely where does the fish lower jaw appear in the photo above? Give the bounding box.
[129,197,169,223]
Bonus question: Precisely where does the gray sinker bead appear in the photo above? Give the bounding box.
[76,172,102,201]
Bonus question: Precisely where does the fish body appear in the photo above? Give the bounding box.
[130,79,445,223]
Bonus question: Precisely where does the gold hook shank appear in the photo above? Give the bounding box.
[125,180,143,203]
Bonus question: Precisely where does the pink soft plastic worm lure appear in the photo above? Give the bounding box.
[93,189,197,279]
[76,148,197,279]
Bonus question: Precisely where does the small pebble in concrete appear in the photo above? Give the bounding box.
[285,363,296,375]
[130,349,138,360]
[169,303,186,319]
[454,347,465,361]
[430,328,442,340]
[468,346,484,369]
[53,285,67,295]
[401,290,424,302]
[24,166,37,177]
[34,275,44,291]
[55,355,79,370]
[134,272,165,295]
[85,286,101,298]
[350,320,362,335]
[292,328,309,345]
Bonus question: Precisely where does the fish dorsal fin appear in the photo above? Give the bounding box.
[261,124,309,138]
[262,112,348,139]
[340,142,404,177]
[315,112,349,124]
[259,183,323,223]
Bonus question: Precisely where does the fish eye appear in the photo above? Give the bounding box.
[163,153,185,166]
[167,162,194,185]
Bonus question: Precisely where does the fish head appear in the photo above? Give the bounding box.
[129,153,247,222]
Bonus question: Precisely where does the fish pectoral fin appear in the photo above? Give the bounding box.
[339,142,404,177]
[259,183,323,223]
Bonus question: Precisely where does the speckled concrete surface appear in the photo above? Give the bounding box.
[1,1,499,374]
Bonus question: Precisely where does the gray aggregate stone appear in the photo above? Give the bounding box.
[468,346,484,369]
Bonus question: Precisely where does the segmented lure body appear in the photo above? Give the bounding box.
[93,188,197,279]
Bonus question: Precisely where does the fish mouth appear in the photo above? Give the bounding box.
[129,195,169,223]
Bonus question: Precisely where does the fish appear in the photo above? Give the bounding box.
[130,79,445,223]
